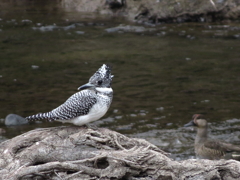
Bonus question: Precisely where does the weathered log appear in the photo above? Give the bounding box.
[0,126,240,180]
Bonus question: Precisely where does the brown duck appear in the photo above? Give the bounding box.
[184,114,240,160]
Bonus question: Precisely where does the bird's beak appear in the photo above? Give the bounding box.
[78,83,95,90]
[184,120,195,127]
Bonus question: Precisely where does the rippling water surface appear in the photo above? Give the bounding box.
[0,1,240,160]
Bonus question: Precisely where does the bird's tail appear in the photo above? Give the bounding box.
[26,112,54,122]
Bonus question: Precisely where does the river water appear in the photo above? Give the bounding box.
[0,1,240,160]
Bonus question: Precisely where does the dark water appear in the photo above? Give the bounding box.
[0,1,240,160]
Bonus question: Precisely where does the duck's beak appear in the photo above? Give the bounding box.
[184,120,195,127]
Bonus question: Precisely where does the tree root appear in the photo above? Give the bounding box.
[0,126,239,180]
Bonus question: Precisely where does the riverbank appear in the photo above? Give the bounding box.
[62,0,240,23]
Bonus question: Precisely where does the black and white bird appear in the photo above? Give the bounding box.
[26,64,113,126]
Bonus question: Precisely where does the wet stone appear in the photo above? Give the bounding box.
[75,31,85,35]
[31,65,39,69]
[5,114,28,126]
[105,24,156,33]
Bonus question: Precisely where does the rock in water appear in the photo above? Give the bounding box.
[5,114,28,126]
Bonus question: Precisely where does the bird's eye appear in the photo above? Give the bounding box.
[97,80,103,85]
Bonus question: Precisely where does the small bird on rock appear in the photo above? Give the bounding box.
[26,64,113,126]
[184,114,240,160]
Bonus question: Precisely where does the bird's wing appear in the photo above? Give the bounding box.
[199,140,226,158]
[204,139,228,150]
[204,139,240,153]
[51,91,97,120]
[218,141,240,152]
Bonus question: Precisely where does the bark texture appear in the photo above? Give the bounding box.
[0,126,240,180]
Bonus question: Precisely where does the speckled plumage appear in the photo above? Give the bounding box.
[26,64,113,126]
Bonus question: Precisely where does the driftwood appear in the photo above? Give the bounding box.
[0,126,240,180]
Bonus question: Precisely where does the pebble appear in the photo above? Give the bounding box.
[31,65,39,69]
[105,24,155,33]
[75,31,85,35]
[5,114,28,126]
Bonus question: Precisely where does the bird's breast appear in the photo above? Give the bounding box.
[70,98,110,126]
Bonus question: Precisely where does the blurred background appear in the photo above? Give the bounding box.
[0,0,240,160]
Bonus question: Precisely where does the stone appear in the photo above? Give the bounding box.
[5,114,28,126]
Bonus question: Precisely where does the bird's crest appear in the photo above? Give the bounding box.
[89,64,113,87]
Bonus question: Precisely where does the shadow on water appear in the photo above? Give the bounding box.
[0,1,240,160]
